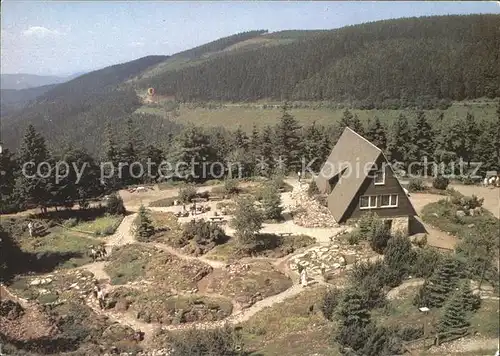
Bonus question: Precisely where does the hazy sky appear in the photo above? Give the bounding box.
[2,1,499,76]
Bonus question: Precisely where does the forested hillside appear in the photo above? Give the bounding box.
[140,15,499,107]
[2,15,499,154]
[1,56,171,153]
[0,85,57,116]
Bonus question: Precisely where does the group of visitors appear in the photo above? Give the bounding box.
[89,245,107,262]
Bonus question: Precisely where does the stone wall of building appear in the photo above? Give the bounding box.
[386,216,409,236]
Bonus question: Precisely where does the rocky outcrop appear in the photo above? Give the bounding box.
[289,185,338,228]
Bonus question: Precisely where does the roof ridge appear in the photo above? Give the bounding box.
[344,127,382,153]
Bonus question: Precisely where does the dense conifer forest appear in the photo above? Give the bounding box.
[140,15,499,105]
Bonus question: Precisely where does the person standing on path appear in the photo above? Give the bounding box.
[28,222,33,237]
[297,171,301,182]
[97,288,106,309]
[300,267,308,287]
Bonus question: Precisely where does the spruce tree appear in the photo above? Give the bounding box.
[409,112,434,174]
[16,124,52,213]
[438,289,469,334]
[386,114,412,167]
[103,123,120,190]
[303,122,324,172]
[0,148,18,212]
[337,287,371,327]
[231,196,263,252]
[274,109,302,173]
[365,116,387,150]
[260,182,283,220]
[259,125,275,177]
[417,257,460,308]
[458,279,481,312]
[461,113,480,168]
[384,234,415,280]
[136,205,155,241]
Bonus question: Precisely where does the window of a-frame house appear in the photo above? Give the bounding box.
[380,194,398,207]
[374,165,385,185]
[360,195,377,209]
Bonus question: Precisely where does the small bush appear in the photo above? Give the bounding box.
[322,288,342,321]
[408,178,425,192]
[102,225,116,236]
[223,179,239,195]
[181,219,227,255]
[347,231,361,245]
[368,219,391,254]
[461,175,474,185]
[179,185,197,203]
[432,175,450,190]
[135,205,155,242]
[307,181,320,196]
[106,194,126,215]
[169,326,243,356]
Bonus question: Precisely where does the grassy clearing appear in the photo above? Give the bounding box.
[240,286,339,355]
[149,196,179,207]
[149,212,183,244]
[105,244,154,285]
[470,299,499,338]
[105,244,212,290]
[140,100,499,132]
[205,261,292,304]
[72,214,123,236]
[206,234,316,261]
[8,269,96,304]
[17,227,101,269]
[108,287,233,325]
[421,199,499,239]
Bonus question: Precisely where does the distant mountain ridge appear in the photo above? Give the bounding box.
[0,72,85,90]
[2,15,499,154]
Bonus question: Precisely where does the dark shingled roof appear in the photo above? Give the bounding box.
[315,127,392,222]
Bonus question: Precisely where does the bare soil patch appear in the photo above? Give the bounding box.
[107,287,233,325]
[203,261,292,308]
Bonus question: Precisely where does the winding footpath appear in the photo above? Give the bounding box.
[71,205,326,337]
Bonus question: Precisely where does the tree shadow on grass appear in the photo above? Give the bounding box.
[2,251,84,284]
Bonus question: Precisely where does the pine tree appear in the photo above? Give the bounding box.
[0,148,18,212]
[416,257,460,308]
[260,182,283,220]
[461,113,480,168]
[458,279,481,312]
[119,118,142,186]
[409,112,434,173]
[103,123,120,190]
[59,147,103,209]
[302,122,324,172]
[438,289,469,334]
[233,126,249,151]
[175,126,217,181]
[384,234,415,280]
[386,114,412,167]
[142,144,164,183]
[259,125,275,177]
[274,109,302,173]
[337,287,371,327]
[231,196,263,251]
[365,116,387,150]
[136,205,155,241]
[249,124,261,175]
[16,125,52,213]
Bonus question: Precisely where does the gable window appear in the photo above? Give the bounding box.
[380,194,398,208]
[360,195,377,209]
[374,167,385,185]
